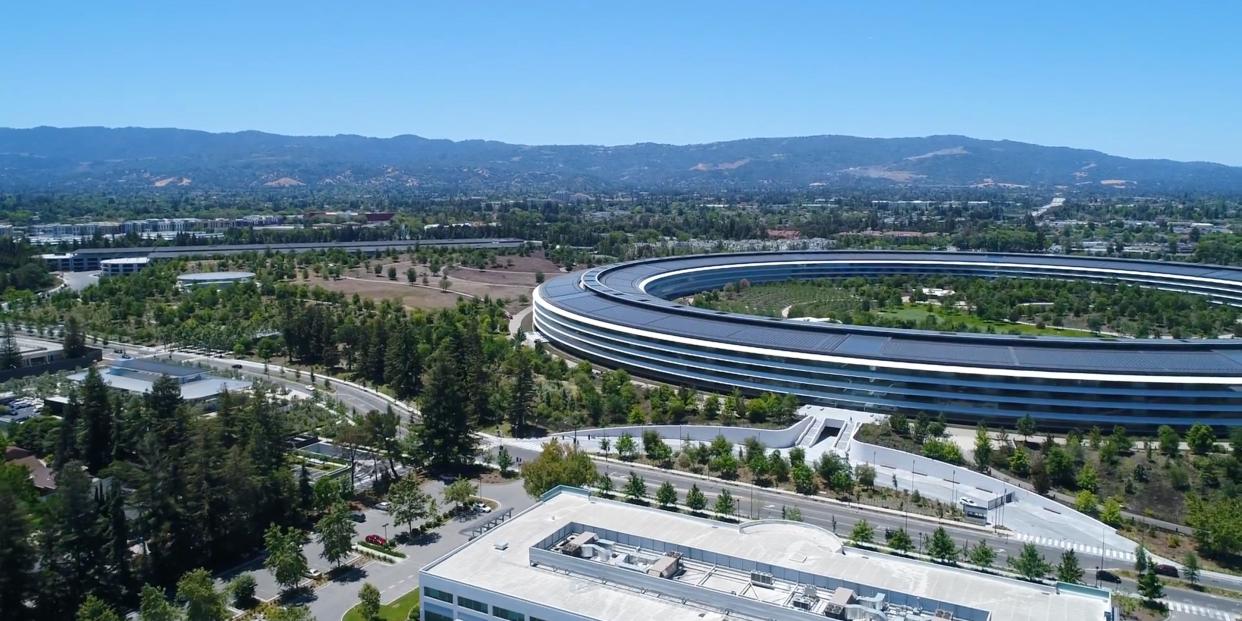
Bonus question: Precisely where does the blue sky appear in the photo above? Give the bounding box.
[3,1,1240,164]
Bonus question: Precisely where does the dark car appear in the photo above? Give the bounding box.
[1095,569,1121,583]
[349,511,366,523]
[1153,564,1179,578]
[365,534,387,546]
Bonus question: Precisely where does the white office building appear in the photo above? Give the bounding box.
[418,487,1110,621]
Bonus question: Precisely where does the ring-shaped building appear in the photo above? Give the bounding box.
[533,251,1242,429]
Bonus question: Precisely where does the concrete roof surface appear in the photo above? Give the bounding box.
[423,492,1108,621]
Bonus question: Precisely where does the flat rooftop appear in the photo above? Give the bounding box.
[422,490,1109,621]
[14,336,64,356]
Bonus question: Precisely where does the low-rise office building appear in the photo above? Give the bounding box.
[418,487,1110,621]
[176,271,256,289]
[100,257,150,276]
[68,358,250,408]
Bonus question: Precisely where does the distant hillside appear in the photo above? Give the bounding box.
[2,126,1240,194]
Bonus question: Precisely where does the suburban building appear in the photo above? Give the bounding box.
[39,238,525,271]
[418,487,1110,621]
[3,446,56,494]
[99,256,150,276]
[176,271,256,290]
[68,358,250,408]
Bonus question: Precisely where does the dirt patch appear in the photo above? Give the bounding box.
[296,255,546,312]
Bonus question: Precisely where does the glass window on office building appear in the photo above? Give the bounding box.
[423,586,454,604]
[492,606,525,621]
[459,596,489,613]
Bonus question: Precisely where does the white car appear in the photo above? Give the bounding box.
[475,502,493,513]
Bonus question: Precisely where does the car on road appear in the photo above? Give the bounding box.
[1153,564,1179,578]
[306,568,323,579]
[365,534,387,546]
[305,384,316,392]
[120,354,132,359]
[1095,569,1121,583]
[232,363,243,369]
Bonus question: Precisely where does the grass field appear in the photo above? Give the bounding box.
[343,589,420,621]
[872,304,1092,337]
[695,281,1095,337]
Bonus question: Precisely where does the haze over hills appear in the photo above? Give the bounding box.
[2,126,1241,194]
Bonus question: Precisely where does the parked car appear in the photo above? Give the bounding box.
[365,534,387,546]
[1095,569,1121,583]
[1153,564,1179,578]
[376,501,391,512]
[475,502,493,514]
[349,511,366,523]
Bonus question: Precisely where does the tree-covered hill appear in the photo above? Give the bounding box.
[3,126,1241,194]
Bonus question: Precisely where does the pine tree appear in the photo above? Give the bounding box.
[103,489,134,606]
[64,316,87,358]
[927,527,958,563]
[0,492,36,621]
[507,348,535,435]
[416,340,478,470]
[383,325,420,400]
[79,367,114,474]
[0,325,20,369]
[685,484,707,512]
[54,393,82,471]
[1008,543,1051,581]
[1137,564,1165,604]
[1056,549,1083,584]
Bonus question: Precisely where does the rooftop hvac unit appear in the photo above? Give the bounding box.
[749,571,774,588]
[934,610,954,619]
[822,603,846,619]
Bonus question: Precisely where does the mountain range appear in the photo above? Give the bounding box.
[1,126,1240,194]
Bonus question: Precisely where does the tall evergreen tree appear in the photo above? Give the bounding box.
[0,492,36,621]
[38,464,107,620]
[79,367,115,474]
[506,347,535,435]
[54,393,82,472]
[0,324,20,369]
[63,316,87,358]
[416,340,478,470]
[383,324,421,400]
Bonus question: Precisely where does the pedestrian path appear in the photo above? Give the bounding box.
[1166,601,1234,620]
[1012,533,1136,562]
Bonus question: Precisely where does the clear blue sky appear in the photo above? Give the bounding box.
[3,1,1240,164]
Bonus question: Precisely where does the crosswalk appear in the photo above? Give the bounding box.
[1012,533,1136,562]
[1166,601,1235,620]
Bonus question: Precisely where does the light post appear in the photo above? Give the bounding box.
[382,522,389,541]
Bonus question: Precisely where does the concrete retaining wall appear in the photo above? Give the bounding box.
[556,416,813,448]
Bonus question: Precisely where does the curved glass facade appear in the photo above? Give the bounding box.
[534,252,1242,429]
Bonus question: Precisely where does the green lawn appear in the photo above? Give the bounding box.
[343,590,420,621]
[873,304,1092,337]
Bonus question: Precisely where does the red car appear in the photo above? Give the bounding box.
[365,534,387,546]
